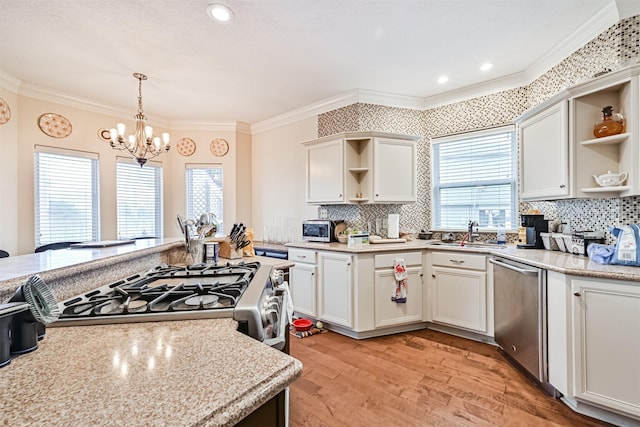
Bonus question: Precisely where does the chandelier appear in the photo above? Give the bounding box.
[109,73,170,167]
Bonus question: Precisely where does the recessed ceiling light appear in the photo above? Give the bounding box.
[437,76,449,84]
[480,63,493,71]
[207,3,234,22]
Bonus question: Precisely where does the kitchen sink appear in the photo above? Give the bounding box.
[428,241,506,249]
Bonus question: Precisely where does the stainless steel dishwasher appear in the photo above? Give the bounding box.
[490,257,554,394]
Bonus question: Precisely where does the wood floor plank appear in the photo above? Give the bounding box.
[289,330,612,427]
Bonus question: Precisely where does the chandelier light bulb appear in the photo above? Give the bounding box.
[117,123,126,136]
[145,126,153,138]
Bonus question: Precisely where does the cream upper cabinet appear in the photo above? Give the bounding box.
[305,138,345,204]
[516,64,640,201]
[571,277,640,419]
[372,137,417,203]
[303,132,419,205]
[518,98,571,200]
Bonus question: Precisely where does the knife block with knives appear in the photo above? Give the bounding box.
[219,223,250,259]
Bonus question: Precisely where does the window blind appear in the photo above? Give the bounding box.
[431,126,516,230]
[186,164,224,233]
[34,146,100,247]
[116,158,163,239]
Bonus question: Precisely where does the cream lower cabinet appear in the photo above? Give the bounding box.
[317,251,353,328]
[571,277,640,418]
[429,252,488,334]
[289,248,317,318]
[373,252,423,328]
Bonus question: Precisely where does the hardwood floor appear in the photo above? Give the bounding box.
[289,329,611,427]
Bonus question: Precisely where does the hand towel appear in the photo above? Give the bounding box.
[391,258,407,303]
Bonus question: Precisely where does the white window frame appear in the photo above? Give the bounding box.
[185,163,224,234]
[34,145,100,247]
[430,125,517,231]
[116,157,164,239]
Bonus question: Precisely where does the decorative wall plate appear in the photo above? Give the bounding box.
[210,138,229,157]
[0,97,11,124]
[98,128,112,142]
[177,137,196,156]
[38,113,72,138]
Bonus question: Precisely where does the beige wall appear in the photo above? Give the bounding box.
[1,92,249,255]
[0,87,18,255]
[250,116,318,242]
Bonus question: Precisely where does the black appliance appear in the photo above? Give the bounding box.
[0,302,30,368]
[517,214,549,249]
[50,262,290,351]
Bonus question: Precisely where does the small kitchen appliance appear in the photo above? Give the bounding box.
[570,231,605,256]
[517,214,548,249]
[50,262,290,351]
[7,275,60,355]
[302,219,344,243]
[0,302,30,368]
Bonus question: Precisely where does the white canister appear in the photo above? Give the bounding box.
[388,214,400,239]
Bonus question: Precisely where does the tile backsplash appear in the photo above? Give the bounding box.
[316,15,640,244]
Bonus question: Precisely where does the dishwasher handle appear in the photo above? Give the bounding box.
[489,258,539,276]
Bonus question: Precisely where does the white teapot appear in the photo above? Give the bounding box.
[593,170,628,187]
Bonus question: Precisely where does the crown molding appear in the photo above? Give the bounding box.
[422,71,527,110]
[169,120,245,132]
[250,90,360,134]
[356,89,425,110]
[524,2,620,82]
[0,70,21,93]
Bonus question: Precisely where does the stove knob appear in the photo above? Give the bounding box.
[262,308,278,327]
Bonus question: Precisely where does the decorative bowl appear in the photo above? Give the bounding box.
[292,318,313,331]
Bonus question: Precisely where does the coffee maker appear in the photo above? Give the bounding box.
[517,214,548,249]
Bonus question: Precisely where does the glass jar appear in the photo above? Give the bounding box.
[593,106,625,138]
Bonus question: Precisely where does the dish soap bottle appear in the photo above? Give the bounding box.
[594,106,625,138]
[497,225,507,245]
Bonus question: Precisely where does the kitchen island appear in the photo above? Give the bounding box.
[0,238,302,427]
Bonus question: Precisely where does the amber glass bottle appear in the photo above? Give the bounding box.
[593,106,625,138]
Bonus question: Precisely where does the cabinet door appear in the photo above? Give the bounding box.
[317,252,353,328]
[519,101,570,200]
[373,138,417,203]
[290,263,316,317]
[572,278,640,417]
[306,138,345,204]
[432,266,487,333]
[374,266,423,328]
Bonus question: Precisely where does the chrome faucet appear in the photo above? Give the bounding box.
[467,220,479,242]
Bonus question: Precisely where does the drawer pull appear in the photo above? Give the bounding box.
[449,259,465,264]
[297,255,306,259]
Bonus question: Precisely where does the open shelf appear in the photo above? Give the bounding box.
[580,133,629,146]
[348,167,369,173]
[581,186,630,193]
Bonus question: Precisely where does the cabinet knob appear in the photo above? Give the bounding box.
[339,194,342,197]
[573,292,581,297]
[560,184,566,188]
[375,194,379,197]
[431,274,436,278]
[311,272,315,276]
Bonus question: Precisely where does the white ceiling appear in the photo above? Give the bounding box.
[0,0,636,128]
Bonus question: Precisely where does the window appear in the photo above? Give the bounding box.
[431,125,516,230]
[116,158,163,239]
[186,164,224,233]
[35,146,100,247]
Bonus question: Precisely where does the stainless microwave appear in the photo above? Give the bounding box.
[302,220,344,243]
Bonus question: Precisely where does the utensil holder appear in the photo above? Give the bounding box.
[187,238,205,264]
[218,240,242,259]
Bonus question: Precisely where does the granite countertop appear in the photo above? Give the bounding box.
[0,318,302,427]
[286,240,640,282]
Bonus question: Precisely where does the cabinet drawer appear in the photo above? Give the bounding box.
[431,251,486,271]
[375,251,422,268]
[289,248,316,264]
